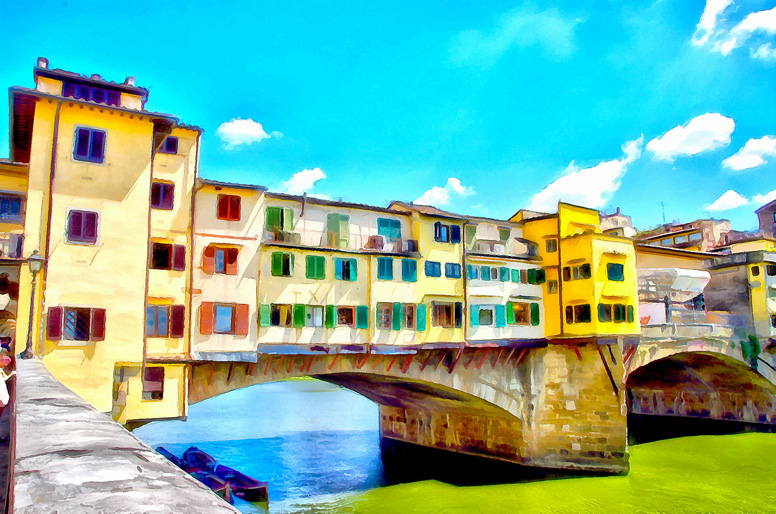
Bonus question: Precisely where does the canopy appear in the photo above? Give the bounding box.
[637,268,711,303]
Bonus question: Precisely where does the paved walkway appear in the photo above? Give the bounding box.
[13,358,239,513]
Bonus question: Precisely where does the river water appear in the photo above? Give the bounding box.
[134,379,776,513]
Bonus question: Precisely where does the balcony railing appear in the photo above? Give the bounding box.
[263,229,418,254]
[466,238,539,259]
[0,233,23,259]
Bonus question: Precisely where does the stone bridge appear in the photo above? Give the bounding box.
[627,326,776,425]
[187,341,629,475]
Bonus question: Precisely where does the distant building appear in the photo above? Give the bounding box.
[756,199,776,239]
[600,207,636,238]
[635,218,731,252]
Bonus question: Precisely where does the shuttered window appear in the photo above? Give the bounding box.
[151,242,186,271]
[200,302,249,334]
[47,306,105,341]
[143,367,165,400]
[377,257,393,280]
[425,261,441,277]
[335,258,357,281]
[326,213,350,248]
[73,127,106,163]
[377,218,402,240]
[217,194,241,221]
[306,255,326,280]
[401,259,417,282]
[271,252,294,277]
[356,306,369,329]
[265,206,294,231]
[67,210,98,244]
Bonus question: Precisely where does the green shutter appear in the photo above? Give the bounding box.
[627,305,635,323]
[259,303,271,327]
[325,305,336,328]
[306,255,314,279]
[266,207,281,230]
[495,305,506,327]
[536,269,546,284]
[527,268,537,284]
[598,304,607,322]
[465,225,476,246]
[392,303,402,331]
[282,207,294,231]
[350,258,357,281]
[293,304,305,327]
[356,306,369,329]
[530,303,540,326]
[482,266,491,281]
[506,302,514,324]
[511,269,520,283]
[417,304,426,331]
[289,253,294,275]
[470,305,479,327]
[339,215,350,247]
[271,252,283,276]
[500,267,509,281]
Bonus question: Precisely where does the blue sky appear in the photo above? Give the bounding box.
[1,0,775,231]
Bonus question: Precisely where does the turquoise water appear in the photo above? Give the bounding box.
[135,379,776,513]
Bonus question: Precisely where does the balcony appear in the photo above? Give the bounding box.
[263,229,418,255]
[467,238,539,260]
[0,233,23,259]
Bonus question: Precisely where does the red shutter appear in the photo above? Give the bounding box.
[200,302,214,335]
[235,304,250,336]
[170,305,185,338]
[47,307,63,340]
[226,248,239,275]
[229,195,241,220]
[203,245,215,274]
[172,245,186,271]
[91,308,106,341]
[217,195,229,219]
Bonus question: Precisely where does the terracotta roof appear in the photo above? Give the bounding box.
[34,66,149,100]
[388,201,522,225]
[267,192,411,216]
[198,178,267,191]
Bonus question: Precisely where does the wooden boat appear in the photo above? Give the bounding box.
[214,464,269,502]
[190,470,234,505]
[182,446,217,472]
[156,446,185,469]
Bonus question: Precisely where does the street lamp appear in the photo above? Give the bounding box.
[19,251,44,360]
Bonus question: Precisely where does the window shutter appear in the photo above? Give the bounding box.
[349,259,357,281]
[530,303,540,326]
[230,195,241,220]
[83,212,98,243]
[335,259,343,280]
[450,225,461,244]
[506,302,514,324]
[271,252,283,276]
[434,222,441,241]
[265,207,280,230]
[306,255,316,279]
[259,303,271,327]
[90,130,105,161]
[356,306,369,329]
[325,305,336,328]
[91,308,106,341]
[217,195,229,219]
[172,245,186,271]
[68,211,83,239]
[282,207,294,231]
[200,302,214,335]
[235,304,250,335]
[170,305,186,338]
[417,304,426,331]
[627,305,635,323]
[536,269,546,284]
[47,307,63,340]
[527,268,537,284]
[203,245,216,274]
[500,267,509,282]
[454,302,463,328]
[511,269,520,283]
[293,304,305,328]
[392,303,402,331]
[470,305,479,327]
[482,266,490,281]
[495,305,506,327]
[226,248,239,275]
[288,253,295,275]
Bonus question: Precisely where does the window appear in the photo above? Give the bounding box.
[377,257,393,280]
[565,306,573,324]
[62,81,120,106]
[146,305,185,338]
[337,307,355,327]
[446,263,462,279]
[752,265,760,277]
[490,267,499,280]
[67,210,98,244]
[499,267,509,282]
[613,304,626,322]
[46,306,105,342]
[203,246,238,275]
[200,302,249,335]
[270,304,293,327]
[335,258,357,281]
[377,303,393,329]
[627,305,635,323]
[688,232,703,242]
[466,264,479,280]
[151,182,174,210]
[511,303,530,325]
[265,206,294,232]
[377,218,402,240]
[159,136,178,155]
[546,239,558,252]
[478,307,494,326]
[660,238,672,246]
[425,261,442,277]
[433,302,462,328]
[674,235,687,244]
[766,264,776,276]
[143,367,164,401]
[433,222,461,243]
[217,194,241,221]
[402,259,417,282]
[271,252,294,277]
[481,266,491,281]
[0,194,23,221]
[547,280,558,294]
[573,304,591,323]
[535,269,546,284]
[326,213,350,248]
[578,263,591,279]
[306,306,324,327]
[598,304,612,322]
[511,269,520,283]
[356,306,369,329]
[306,255,326,280]
[771,314,776,328]
[73,127,106,163]
[151,242,186,271]
[562,267,571,281]
[566,263,591,281]
[607,263,625,282]
[404,304,416,330]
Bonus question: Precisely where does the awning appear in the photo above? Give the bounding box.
[637,268,711,303]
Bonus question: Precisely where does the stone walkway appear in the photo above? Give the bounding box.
[13,359,239,513]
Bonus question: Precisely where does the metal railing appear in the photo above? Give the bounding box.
[0,233,23,259]
[262,228,417,254]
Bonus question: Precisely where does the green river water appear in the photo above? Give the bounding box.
[312,433,775,513]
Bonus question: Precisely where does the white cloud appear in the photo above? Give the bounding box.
[751,42,776,59]
[716,6,776,55]
[527,136,643,213]
[692,0,733,46]
[752,188,776,206]
[722,135,776,171]
[646,113,735,162]
[281,168,327,196]
[216,118,281,149]
[415,178,475,207]
[706,190,750,211]
[450,6,580,67]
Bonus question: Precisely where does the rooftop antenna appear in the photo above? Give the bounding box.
[661,201,666,225]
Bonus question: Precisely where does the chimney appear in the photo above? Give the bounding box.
[124,76,136,87]
[91,74,102,80]
[36,57,49,69]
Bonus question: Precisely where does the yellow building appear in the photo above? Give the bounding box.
[9,58,200,426]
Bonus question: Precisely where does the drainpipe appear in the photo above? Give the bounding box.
[461,221,469,345]
[557,214,564,338]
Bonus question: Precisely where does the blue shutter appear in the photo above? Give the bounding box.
[495,305,506,327]
[450,225,461,243]
[350,258,357,281]
[470,305,479,327]
[417,304,426,331]
[335,259,343,280]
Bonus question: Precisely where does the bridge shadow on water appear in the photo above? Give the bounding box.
[627,413,776,445]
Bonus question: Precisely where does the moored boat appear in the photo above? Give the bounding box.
[214,464,269,502]
[182,446,218,472]
[190,470,234,504]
